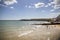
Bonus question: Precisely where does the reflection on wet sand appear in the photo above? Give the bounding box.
[0,25,60,40]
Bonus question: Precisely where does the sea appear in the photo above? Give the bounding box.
[0,20,46,40]
[0,20,60,40]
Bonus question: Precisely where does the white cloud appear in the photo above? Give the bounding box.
[0,4,14,9]
[50,9,55,12]
[45,2,54,7]
[53,0,60,9]
[34,2,45,8]
[3,0,17,5]
[48,3,52,6]
[0,0,1,1]
[48,12,60,18]
[53,0,60,5]
[25,5,33,8]
[25,5,34,8]
[25,5,28,8]
[45,0,60,9]
[45,5,49,7]
[28,5,32,8]
[0,4,8,7]
[10,7,14,9]
[54,5,60,9]
[48,0,60,9]
[25,2,45,8]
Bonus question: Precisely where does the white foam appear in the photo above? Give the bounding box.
[34,25,42,29]
[36,25,42,28]
[18,30,33,37]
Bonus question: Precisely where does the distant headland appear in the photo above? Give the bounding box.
[20,15,60,24]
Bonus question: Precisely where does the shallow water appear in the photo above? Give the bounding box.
[0,20,60,40]
[0,20,43,40]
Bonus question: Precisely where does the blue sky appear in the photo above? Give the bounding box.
[0,0,60,20]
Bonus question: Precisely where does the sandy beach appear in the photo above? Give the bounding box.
[0,25,60,40]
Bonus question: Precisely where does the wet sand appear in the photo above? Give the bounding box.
[0,25,60,40]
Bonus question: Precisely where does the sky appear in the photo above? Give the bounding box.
[0,0,60,20]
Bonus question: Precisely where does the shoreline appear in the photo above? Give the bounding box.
[0,24,60,40]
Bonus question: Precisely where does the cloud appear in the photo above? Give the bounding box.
[48,0,60,9]
[25,5,32,8]
[28,5,32,8]
[0,4,8,7]
[45,0,60,9]
[53,0,60,5]
[25,5,28,8]
[50,9,55,12]
[25,0,60,9]
[25,4,34,8]
[25,2,45,8]
[3,0,17,5]
[10,6,14,9]
[0,0,1,1]
[45,4,50,7]
[34,2,45,8]
[48,12,60,18]
[0,4,14,9]
[45,2,54,7]
[53,0,60,9]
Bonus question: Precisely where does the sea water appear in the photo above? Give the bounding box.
[0,20,45,40]
[0,20,60,40]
